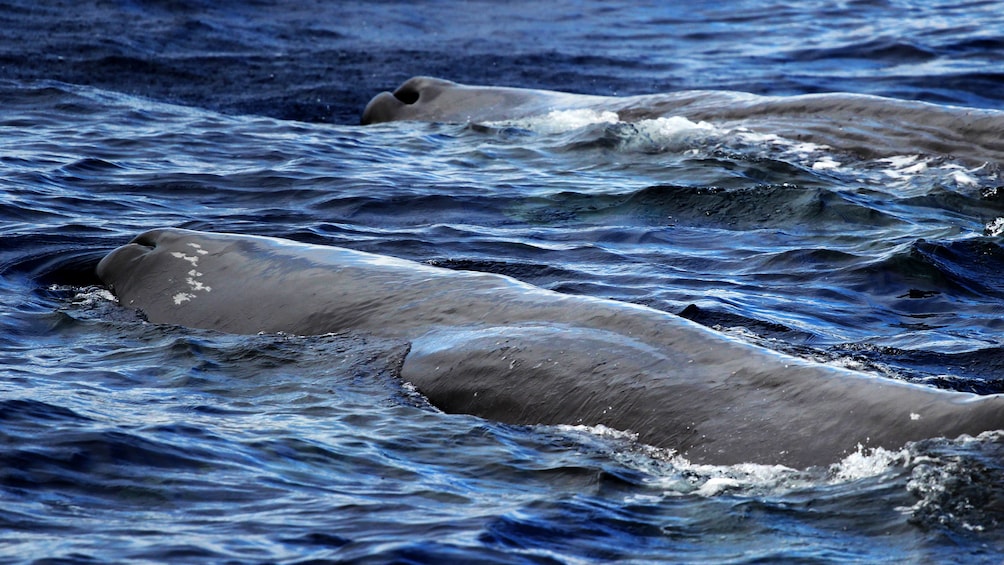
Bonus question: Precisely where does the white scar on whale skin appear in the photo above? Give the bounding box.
[169,247,212,305]
[188,242,209,255]
[170,251,199,266]
[186,269,211,292]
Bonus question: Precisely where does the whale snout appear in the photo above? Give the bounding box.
[360,85,422,125]
[96,243,150,288]
[361,76,459,124]
[95,230,165,288]
[360,91,403,125]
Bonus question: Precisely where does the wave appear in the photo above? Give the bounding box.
[477,86,1004,166]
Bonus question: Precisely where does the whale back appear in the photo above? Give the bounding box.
[98,228,1004,468]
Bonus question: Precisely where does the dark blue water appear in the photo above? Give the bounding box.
[4,1,1004,562]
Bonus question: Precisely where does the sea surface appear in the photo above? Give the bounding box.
[3,1,1004,562]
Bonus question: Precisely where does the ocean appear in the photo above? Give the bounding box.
[3,0,1004,562]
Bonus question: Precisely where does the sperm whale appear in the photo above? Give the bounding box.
[97,228,1004,468]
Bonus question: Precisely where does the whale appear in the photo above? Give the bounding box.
[361,76,610,125]
[96,228,1004,468]
[361,76,1004,164]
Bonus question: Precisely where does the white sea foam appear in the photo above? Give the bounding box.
[875,155,995,189]
[555,423,640,442]
[490,108,996,197]
[828,444,908,482]
[812,156,842,171]
[557,420,912,498]
[645,457,806,497]
[487,108,619,134]
[499,110,850,172]
[68,286,118,306]
[489,110,719,150]
[985,217,1004,236]
[615,116,720,153]
[898,432,1004,532]
[879,155,928,179]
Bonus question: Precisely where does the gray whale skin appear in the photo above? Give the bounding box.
[361,77,1004,165]
[98,228,1004,468]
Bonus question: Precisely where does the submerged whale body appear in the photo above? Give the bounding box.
[362,76,1004,164]
[98,228,1004,468]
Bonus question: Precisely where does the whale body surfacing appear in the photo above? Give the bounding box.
[97,228,1004,468]
[361,77,1004,165]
